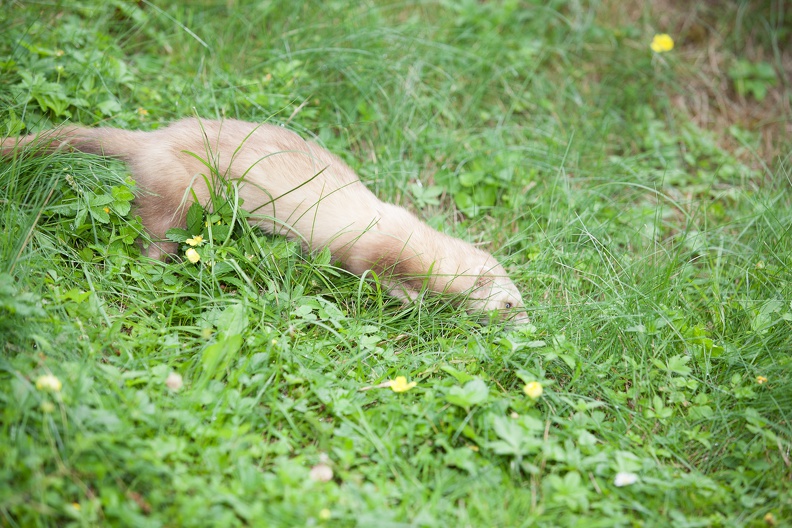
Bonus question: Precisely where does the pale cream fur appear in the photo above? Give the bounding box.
[2,119,527,322]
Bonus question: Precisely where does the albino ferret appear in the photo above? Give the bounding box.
[2,119,527,322]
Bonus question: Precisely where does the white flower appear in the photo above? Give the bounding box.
[165,372,183,391]
[614,472,639,487]
[309,463,333,483]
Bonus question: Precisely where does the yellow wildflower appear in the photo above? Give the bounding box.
[650,34,674,53]
[523,381,543,399]
[103,207,110,214]
[764,512,777,526]
[35,374,62,393]
[137,107,149,116]
[185,235,204,247]
[756,376,768,385]
[390,376,417,393]
[71,502,81,511]
[185,248,200,263]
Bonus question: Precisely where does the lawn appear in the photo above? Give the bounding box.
[1,1,790,526]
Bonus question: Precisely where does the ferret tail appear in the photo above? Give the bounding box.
[1,125,139,160]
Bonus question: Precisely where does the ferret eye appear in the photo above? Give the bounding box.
[505,302,512,309]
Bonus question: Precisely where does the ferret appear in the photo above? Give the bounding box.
[2,118,527,322]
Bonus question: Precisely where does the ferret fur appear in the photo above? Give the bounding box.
[2,119,527,322]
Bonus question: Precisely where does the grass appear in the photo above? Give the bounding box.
[1,0,791,526]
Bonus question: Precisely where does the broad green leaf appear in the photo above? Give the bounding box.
[217,303,248,337]
[440,364,477,384]
[166,228,192,243]
[459,171,484,187]
[446,378,489,409]
[653,354,691,376]
[208,224,231,242]
[89,206,110,223]
[97,98,122,116]
[186,202,204,235]
[201,334,243,379]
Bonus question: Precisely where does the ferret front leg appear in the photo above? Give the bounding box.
[384,281,420,305]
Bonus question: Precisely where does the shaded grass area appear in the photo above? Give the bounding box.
[1,1,790,526]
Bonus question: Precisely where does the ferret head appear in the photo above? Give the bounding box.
[464,260,528,324]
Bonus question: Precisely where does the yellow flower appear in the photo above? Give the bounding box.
[185,248,200,263]
[523,381,543,399]
[103,207,110,214]
[185,235,204,247]
[390,376,417,393]
[35,374,62,393]
[756,376,768,385]
[137,107,149,116]
[71,502,81,511]
[650,34,674,53]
